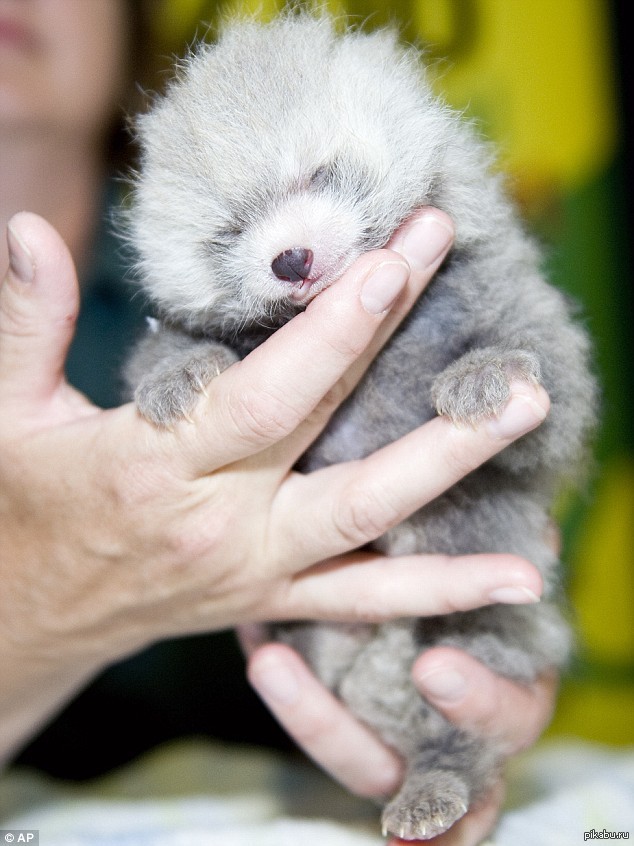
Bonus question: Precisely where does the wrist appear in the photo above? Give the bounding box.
[0,632,106,766]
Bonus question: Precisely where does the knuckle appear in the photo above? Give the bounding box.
[0,286,37,339]
[348,590,394,624]
[292,704,339,749]
[304,302,371,362]
[333,478,401,547]
[159,510,240,593]
[223,382,304,446]
[318,379,349,416]
[299,381,349,435]
[321,329,369,361]
[442,428,484,479]
[420,555,467,615]
[162,498,239,564]
[163,521,220,566]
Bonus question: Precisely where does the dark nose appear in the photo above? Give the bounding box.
[271,247,313,282]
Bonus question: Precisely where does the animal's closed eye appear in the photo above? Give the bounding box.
[309,163,337,190]
[202,224,244,253]
[308,158,376,197]
[219,223,244,239]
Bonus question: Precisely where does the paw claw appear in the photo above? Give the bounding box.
[134,351,235,427]
[381,772,469,840]
[433,348,542,426]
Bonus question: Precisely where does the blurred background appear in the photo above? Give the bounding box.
[16,0,633,776]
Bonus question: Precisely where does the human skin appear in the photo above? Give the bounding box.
[0,0,128,132]
[0,208,551,773]
[0,0,130,275]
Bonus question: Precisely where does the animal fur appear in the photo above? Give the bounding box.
[123,13,597,840]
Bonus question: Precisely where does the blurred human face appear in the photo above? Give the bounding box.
[0,0,129,138]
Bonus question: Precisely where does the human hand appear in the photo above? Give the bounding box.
[244,637,557,845]
[0,207,547,762]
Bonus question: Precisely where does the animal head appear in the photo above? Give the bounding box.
[127,14,475,335]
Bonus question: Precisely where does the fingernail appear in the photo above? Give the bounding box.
[392,211,454,272]
[360,260,410,314]
[488,586,541,604]
[487,384,549,439]
[417,667,467,704]
[251,657,300,707]
[7,223,35,284]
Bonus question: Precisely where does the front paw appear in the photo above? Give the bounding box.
[432,348,541,425]
[135,350,237,427]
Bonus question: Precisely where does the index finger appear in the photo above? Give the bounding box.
[171,211,454,477]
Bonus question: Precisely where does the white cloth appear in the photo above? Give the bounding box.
[1,739,633,845]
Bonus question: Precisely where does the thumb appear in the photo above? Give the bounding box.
[0,212,83,409]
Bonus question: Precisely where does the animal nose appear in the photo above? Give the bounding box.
[271,247,314,282]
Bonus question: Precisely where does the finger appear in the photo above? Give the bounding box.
[235,623,269,656]
[341,209,455,407]
[263,552,542,623]
[272,382,550,568]
[172,250,406,474]
[175,211,454,476]
[0,212,88,414]
[387,781,505,846]
[411,647,558,754]
[258,209,456,474]
[247,643,403,798]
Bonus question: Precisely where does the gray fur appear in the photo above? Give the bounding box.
[123,13,597,840]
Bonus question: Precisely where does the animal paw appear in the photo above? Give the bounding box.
[135,349,236,427]
[381,773,469,840]
[432,347,541,426]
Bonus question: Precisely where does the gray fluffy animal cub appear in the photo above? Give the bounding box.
[124,13,597,841]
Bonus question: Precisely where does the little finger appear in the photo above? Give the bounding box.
[263,552,542,623]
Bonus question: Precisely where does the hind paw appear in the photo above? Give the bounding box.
[381,777,469,840]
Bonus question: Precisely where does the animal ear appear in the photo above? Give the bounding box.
[342,24,421,81]
[353,24,402,56]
